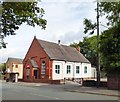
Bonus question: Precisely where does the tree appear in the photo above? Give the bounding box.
[0,1,47,48]
[99,2,120,74]
[83,2,120,74]
[0,63,6,73]
[99,2,120,26]
[70,36,97,67]
[84,2,120,32]
[100,24,120,74]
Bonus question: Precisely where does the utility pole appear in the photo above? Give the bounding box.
[96,0,100,88]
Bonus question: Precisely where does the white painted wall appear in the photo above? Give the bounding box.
[73,63,82,78]
[52,60,92,80]
[52,61,63,80]
[64,62,74,79]
[81,63,91,78]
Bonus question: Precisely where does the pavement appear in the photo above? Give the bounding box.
[1,80,48,87]
[65,83,120,97]
[1,80,120,97]
[63,81,120,97]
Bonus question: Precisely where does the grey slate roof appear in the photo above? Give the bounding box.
[7,58,23,64]
[38,39,90,63]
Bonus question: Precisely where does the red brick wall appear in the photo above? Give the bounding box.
[107,75,120,90]
[23,79,62,84]
[23,37,53,81]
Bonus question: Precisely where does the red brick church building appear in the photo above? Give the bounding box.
[23,36,92,84]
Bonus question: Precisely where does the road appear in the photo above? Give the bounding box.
[1,82,118,100]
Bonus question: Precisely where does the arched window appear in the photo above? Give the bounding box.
[26,68,30,79]
[41,61,46,74]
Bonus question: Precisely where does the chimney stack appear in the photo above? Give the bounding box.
[58,40,60,45]
[34,36,36,39]
[76,46,80,52]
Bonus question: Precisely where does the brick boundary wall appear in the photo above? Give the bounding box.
[23,79,64,84]
[107,75,120,90]
[83,80,107,87]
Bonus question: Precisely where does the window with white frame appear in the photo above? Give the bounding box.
[76,66,80,74]
[84,66,87,73]
[55,65,60,74]
[67,65,71,74]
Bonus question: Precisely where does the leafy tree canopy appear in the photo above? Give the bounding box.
[0,63,6,73]
[99,2,120,26]
[1,1,47,37]
[83,2,120,34]
[100,24,120,74]
[83,2,120,74]
[70,36,97,67]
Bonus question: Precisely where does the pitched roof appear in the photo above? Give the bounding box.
[6,58,23,64]
[38,39,90,63]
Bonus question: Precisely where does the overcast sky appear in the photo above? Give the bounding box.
[0,0,107,63]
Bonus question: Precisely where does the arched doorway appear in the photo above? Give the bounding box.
[33,68,39,79]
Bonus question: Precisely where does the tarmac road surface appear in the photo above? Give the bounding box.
[1,82,119,101]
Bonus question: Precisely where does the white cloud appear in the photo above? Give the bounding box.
[39,0,97,41]
[0,48,19,63]
[1,0,103,63]
[59,31,84,45]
